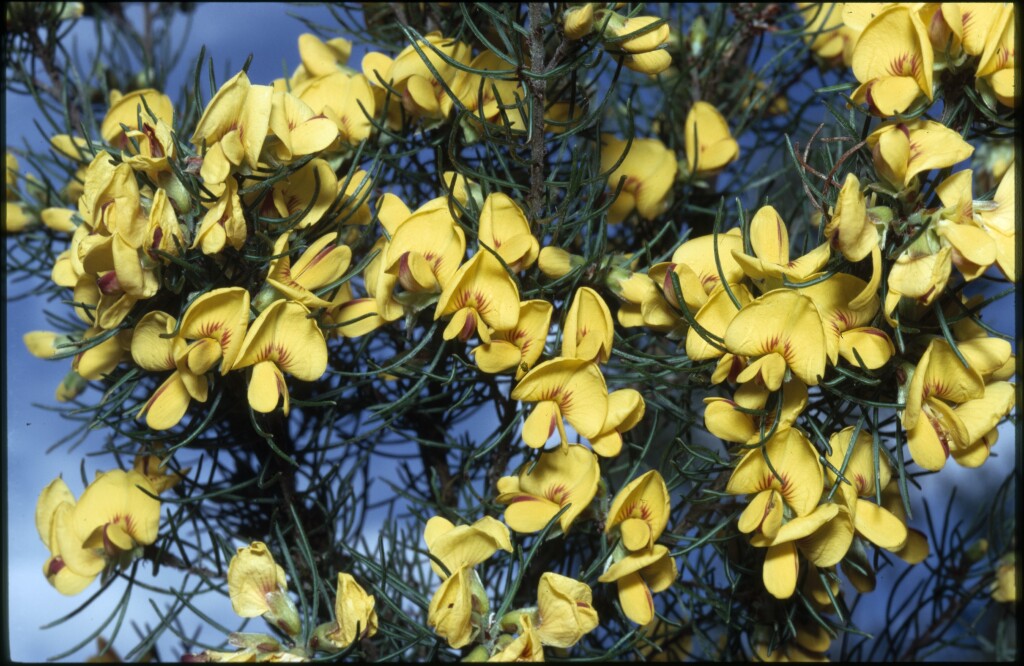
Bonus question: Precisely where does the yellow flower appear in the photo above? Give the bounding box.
[655,229,747,312]
[752,500,854,600]
[362,32,472,121]
[562,287,614,363]
[825,173,879,263]
[900,336,1014,470]
[850,5,934,115]
[227,542,301,637]
[496,444,599,534]
[723,289,828,391]
[232,300,329,415]
[801,273,895,370]
[703,380,807,446]
[589,388,645,457]
[473,299,552,379]
[100,88,174,150]
[598,545,677,625]
[133,287,251,430]
[477,193,539,272]
[424,516,511,649]
[291,32,352,80]
[866,120,974,189]
[193,178,247,255]
[314,573,378,650]
[382,196,466,310]
[799,3,857,66]
[428,566,477,649]
[975,4,1015,107]
[728,427,824,534]
[603,15,673,75]
[511,358,609,450]
[36,477,95,595]
[990,553,1017,603]
[973,162,1015,281]
[292,70,377,145]
[534,572,599,648]
[934,170,997,281]
[563,3,595,40]
[489,613,544,661]
[684,102,740,178]
[434,251,520,343]
[825,427,907,550]
[266,89,339,162]
[731,205,831,289]
[456,50,530,132]
[259,157,339,229]
[599,134,677,223]
[264,231,352,309]
[40,470,161,596]
[191,71,273,169]
[606,470,671,552]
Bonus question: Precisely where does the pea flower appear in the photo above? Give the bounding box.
[866,120,973,189]
[312,573,378,651]
[589,388,646,457]
[192,178,247,255]
[380,195,466,312]
[424,516,512,648]
[801,273,895,370]
[850,5,934,115]
[362,32,472,121]
[511,357,609,450]
[434,250,520,344]
[599,134,677,223]
[260,157,339,229]
[799,3,857,67]
[488,613,544,661]
[133,287,250,430]
[933,169,998,281]
[684,101,740,178]
[973,162,1015,281]
[723,289,828,391]
[731,205,831,289]
[496,444,599,534]
[602,14,673,75]
[262,231,352,309]
[703,380,807,446]
[598,544,677,625]
[477,193,539,272]
[473,299,552,379]
[975,4,1015,107]
[40,470,162,596]
[266,89,339,162]
[650,229,746,314]
[606,470,671,552]
[825,427,907,550]
[562,287,614,363]
[534,572,599,648]
[901,337,1014,470]
[728,427,824,542]
[36,477,94,595]
[227,541,301,637]
[191,71,273,171]
[232,300,329,415]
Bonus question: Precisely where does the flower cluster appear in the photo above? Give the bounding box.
[10,2,1016,661]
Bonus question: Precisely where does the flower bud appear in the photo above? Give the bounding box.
[563,4,594,40]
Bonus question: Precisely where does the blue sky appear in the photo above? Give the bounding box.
[4,3,1017,662]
